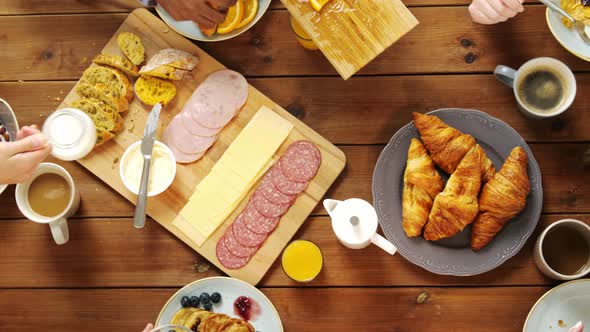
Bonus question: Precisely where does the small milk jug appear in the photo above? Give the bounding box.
[324,198,396,255]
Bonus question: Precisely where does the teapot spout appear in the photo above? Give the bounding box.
[323,199,342,216]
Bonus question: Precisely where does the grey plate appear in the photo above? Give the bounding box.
[372,108,543,276]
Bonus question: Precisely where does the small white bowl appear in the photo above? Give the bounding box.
[119,140,176,197]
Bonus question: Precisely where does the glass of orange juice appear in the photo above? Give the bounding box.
[289,15,319,51]
[281,240,323,282]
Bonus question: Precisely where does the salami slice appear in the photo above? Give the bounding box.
[251,190,291,218]
[224,227,258,258]
[179,111,220,137]
[187,70,248,129]
[271,162,308,195]
[243,203,280,235]
[259,170,296,205]
[216,237,250,270]
[280,141,321,183]
[233,214,268,248]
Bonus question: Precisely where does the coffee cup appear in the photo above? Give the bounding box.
[15,163,80,245]
[534,219,590,280]
[494,57,576,119]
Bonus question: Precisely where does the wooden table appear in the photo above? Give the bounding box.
[0,1,587,331]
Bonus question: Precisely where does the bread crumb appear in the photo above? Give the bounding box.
[17,80,24,84]
[558,320,567,328]
[416,291,429,304]
[39,112,44,118]
[53,97,61,101]
[59,90,64,94]
[163,28,170,33]
[80,57,88,64]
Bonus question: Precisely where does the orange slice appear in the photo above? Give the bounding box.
[236,0,259,29]
[310,0,331,12]
[217,0,245,35]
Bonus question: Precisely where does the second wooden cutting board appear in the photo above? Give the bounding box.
[55,9,345,285]
[283,0,419,80]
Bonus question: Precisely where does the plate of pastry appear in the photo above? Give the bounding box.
[155,277,283,331]
[372,109,543,276]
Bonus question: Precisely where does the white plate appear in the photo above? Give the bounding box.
[546,7,590,62]
[155,0,272,42]
[155,277,283,331]
[523,279,590,331]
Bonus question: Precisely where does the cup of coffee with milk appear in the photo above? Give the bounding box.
[12,108,96,245]
[494,57,576,119]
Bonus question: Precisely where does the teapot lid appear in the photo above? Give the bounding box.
[328,198,378,245]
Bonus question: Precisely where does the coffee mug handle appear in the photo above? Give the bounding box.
[49,218,69,245]
[494,65,517,88]
[371,233,397,255]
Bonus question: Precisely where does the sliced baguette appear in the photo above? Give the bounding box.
[139,65,188,80]
[93,53,139,77]
[134,75,177,106]
[81,65,133,101]
[76,82,128,113]
[71,98,124,132]
[117,32,145,65]
[139,48,199,73]
[95,128,115,146]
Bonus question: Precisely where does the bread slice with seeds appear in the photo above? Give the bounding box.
[93,53,139,77]
[76,82,128,113]
[81,65,133,101]
[117,32,145,65]
[134,75,177,106]
[95,128,115,146]
[71,98,124,132]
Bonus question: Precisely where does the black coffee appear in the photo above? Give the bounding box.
[517,69,565,113]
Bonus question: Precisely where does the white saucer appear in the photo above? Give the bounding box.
[546,7,590,62]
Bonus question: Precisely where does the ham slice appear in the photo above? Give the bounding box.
[163,69,248,163]
[166,116,218,154]
[188,70,248,129]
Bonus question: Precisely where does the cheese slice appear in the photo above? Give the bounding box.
[174,106,294,245]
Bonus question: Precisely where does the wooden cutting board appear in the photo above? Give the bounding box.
[283,0,419,80]
[56,8,346,285]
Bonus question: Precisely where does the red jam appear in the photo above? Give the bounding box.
[233,296,260,321]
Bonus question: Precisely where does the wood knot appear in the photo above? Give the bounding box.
[560,194,577,206]
[263,55,272,64]
[287,104,304,119]
[41,50,53,60]
[464,52,477,64]
[250,37,263,48]
[551,118,566,131]
[460,38,472,47]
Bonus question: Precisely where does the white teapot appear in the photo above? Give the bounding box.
[323,198,396,255]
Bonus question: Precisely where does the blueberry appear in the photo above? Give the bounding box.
[180,296,190,307]
[210,292,221,304]
[190,296,200,307]
[204,302,213,311]
[199,292,210,304]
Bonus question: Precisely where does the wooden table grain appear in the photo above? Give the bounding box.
[0,0,585,331]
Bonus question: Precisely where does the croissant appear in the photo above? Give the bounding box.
[423,145,483,241]
[471,147,530,251]
[412,112,496,182]
[402,138,444,237]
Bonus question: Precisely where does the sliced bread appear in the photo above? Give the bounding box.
[117,32,145,65]
[71,98,124,132]
[76,82,128,113]
[93,53,139,77]
[95,128,115,146]
[81,65,133,101]
[134,75,177,106]
[139,65,188,80]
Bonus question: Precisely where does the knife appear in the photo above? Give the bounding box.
[133,103,161,229]
[138,0,157,7]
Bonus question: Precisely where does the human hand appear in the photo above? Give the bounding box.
[157,0,237,29]
[468,0,524,24]
[570,321,584,332]
[141,323,154,332]
[0,125,51,184]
